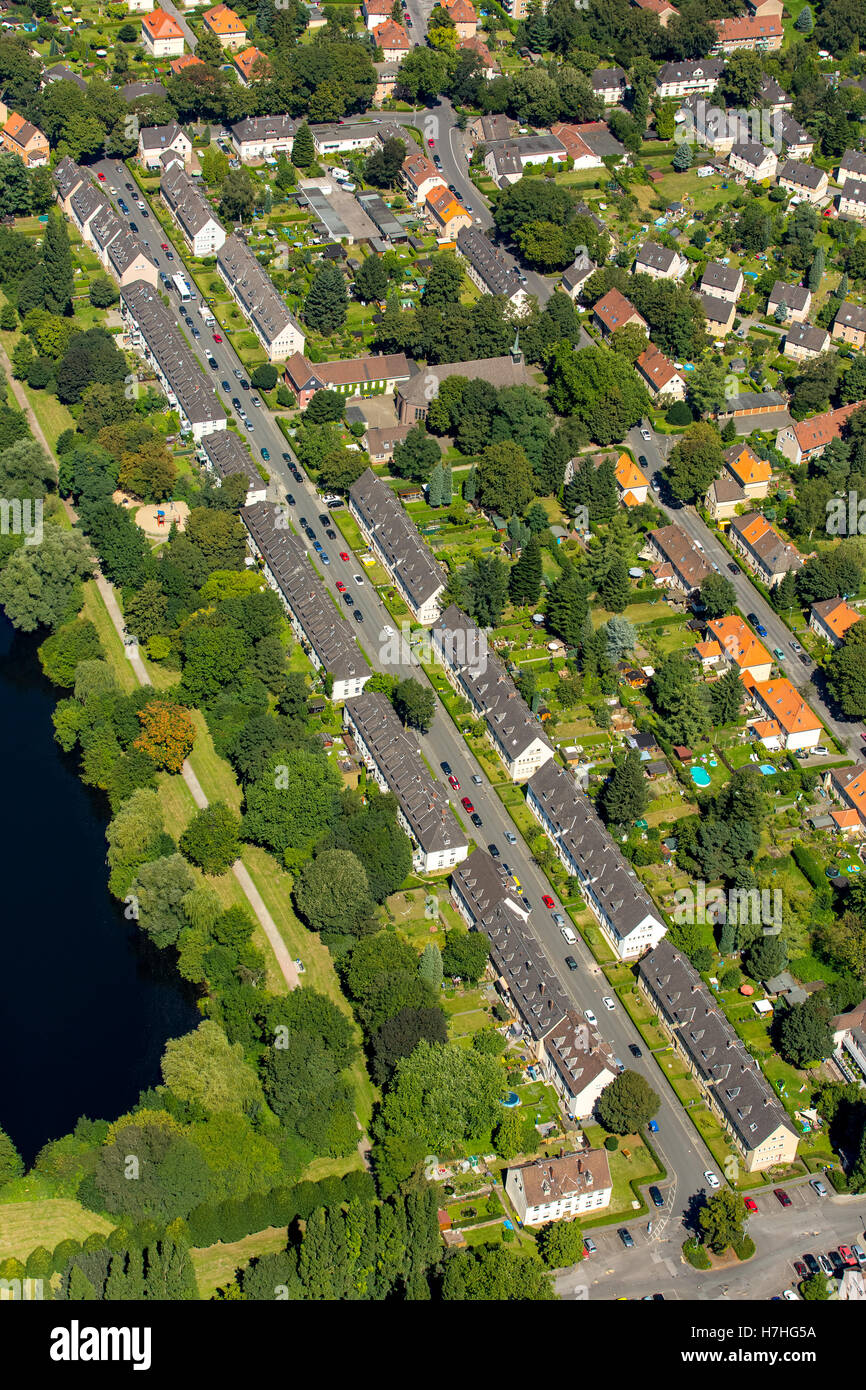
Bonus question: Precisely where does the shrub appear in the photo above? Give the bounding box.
[732,1233,755,1261]
[827,1167,849,1193]
[666,401,692,426]
[683,1237,711,1269]
[604,1135,619,1151]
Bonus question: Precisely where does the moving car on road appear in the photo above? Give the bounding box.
[602,996,616,1011]
[339,551,350,561]
[542,895,555,909]
[565,956,578,971]
[584,1009,597,1026]
[448,775,460,790]
[461,797,474,812]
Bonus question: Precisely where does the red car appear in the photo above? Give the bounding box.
[161,242,169,250]
[428,138,435,148]
[339,551,350,562]
[774,1188,792,1208]
[839,1245,858,1267]
[336,581,346,592]
[97,171,106,180]
[448,775,460,791]
[213,333,222,343]
[542,895,555,910]
[461,797,474,813]
[744,1197,758,1213]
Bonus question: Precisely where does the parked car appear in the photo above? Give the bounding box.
[793,1261,807,1280]
[602,996,616,1011]
[640,425,652,442]
[649,1186,665,1209]
[790,639,802,653]
[504,831,516,844]
[774,1188,792,1207]
[773,647,786,661]
[838,1245,857,1268]
[551,913,566,929]
[583,1237,596,1256]
[488,844,499,857]
[221,380,231,392]
[542,895,555,909]
[353,608,364,622]
[336,581,346,592]
[618,1228,635,1249]
[441,761,452,776]
[744,1197,758,1213]
[827,1250,844,1274]
[810,1179,828,1197]
[782,1289,799,1301]
[261,448,270,461]
[470,812,483,828]
[343,593,354,606]
[818,1254,834,1276]
[803,1253,820,1276]
[584,1009,597,1025]
[286,494,295,506]
[799,653,811,666]
[461,797,474,812]
[852,1243,866,1267]
[704,1171,720,1189]
[727,562,739,574]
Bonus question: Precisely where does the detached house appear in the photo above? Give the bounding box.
[706,474,746,522]
[592,288,647,339]
[767,280,811,323]
[560,252,595,301]
[233,46,271,85]
[0,110,48,166]
[635,344,686,401]
[777,159,829,204]
[591,66,628,105]
[361,0,392,27]
[372,19,411,62]
[700,261,743,303]
[723,442,772,498]
[202,3,246,48]
[783,321,830,362]
[138,121,192,169]
[444,0,477,39]
[832,302,866,350]
[810,598,861,648]
[749,677,822,751]
[634,240,688,281]
[401,151,446,206]
[730,512,802,587]
[698,291,736,338]
[838,179,866,221]
[506,1152,613,1226]
[614,453,650,505]
[141,7,184,56]
[425,186,472,240]
[632,0,679,25]
[230,114,296,163]
[707,615,773,683]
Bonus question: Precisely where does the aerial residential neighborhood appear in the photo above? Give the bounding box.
[0,0,865,1338]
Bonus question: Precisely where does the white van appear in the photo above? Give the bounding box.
[560,924,577,945]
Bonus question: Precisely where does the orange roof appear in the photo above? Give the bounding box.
[621,490,641,507]
[142,7,184,39]
[707,615,771,674]
[426,186,469,222]
[170,54,204,73]
[737,512,773,548]
[234,46,270,80]
[831,808,862,830]
[458,34,496,66]
[373,18,410,47]
[203,4,245,34]
[594,288,647,333]
[751,677,822,736]
[695,640,723,660]
[713,13,782,40]
[793,400,866,454]
[636,343,682,393]
[812,597,861,641]
[838,768,866,812]
[445,0,477,19]
[615,453,649,495]
[550,123,596,162]
[725,444,772,488]
[752,718,781,740]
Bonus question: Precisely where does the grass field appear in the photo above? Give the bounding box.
[190,1226,288,1299]
[0,1199,113,1263]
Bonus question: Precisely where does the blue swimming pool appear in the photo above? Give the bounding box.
[500,1091,520,1107]
[690,767,711,787]
[759,764,777,775]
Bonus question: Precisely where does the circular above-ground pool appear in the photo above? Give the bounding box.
[500,1091,520,1107]
[690,766,711,787]
[759,764,777,775]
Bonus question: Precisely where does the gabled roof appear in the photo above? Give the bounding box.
[768,280,810,312]
[141,7,183,39]
[372,18,410,47]
[593,287,646,333]
[724,442,772,487]
[777,159,825,190]
[203,3,245,35]
[707,615,771,673]
[636,343,681,393]
[811,597,861,641]
[234,46,271,80]
[750,677,822,736]
[701,260,743,294]
[789,400,866,453]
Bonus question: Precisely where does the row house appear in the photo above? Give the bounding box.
[106,229,158,290]
[456,225,529,311]
[747,676,822,751]
[783,320,830,362]
[723,441,772,498]
[401,151,446,206]
[283,350,411,409]
[230,114,296,163]
[450,849,617,1118]
[711,13,783,51]
[119,281,226,441]
[483,135,568,185]
[161,163,225,256]
[827,767,866,828]
[344,693,467,873]
[777,400,866,465]
[241,502,370,702]
[349,467,446,625]
[838,178,866,221]
[199,429,267,506]
[809,597,861,649]
[776,159,829,204]
[635,344,686,401]
[432,604,554,780]
[310,122,381,157]
[832,301,866,350]
[53,155,85,216]
[506,1152,613,1226]
[425,186,472,241]
[217,234,305,361]
[634,240,688,281]
[639,940,798,1171]
[68,181,110,245]
[643,524,711,595]
[773,111,813,160]
[729,512,802,587]
[767,280,811,323]
[527,760,667,960]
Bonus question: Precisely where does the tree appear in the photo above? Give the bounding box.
[475,441,536,516]
[667,422,725,502]
[546,566,588,648]
[745,934,788,982]
[0,1124,23,1187]
[89,275,119,309]
[364,136,405,189]
[161,1020,263,1114]
[599,751,647,827]
[0,526,92,632]
[41,214,73,315]
[777,998,834,1067]
[687,359,729,418]
[801,1271,830,1299]
[375,1040,504,1159]
[371,1006,448,1084]
[354,255,388,304]
[441,928,489,983]
[179,801,242,875]
[421,252,464,308]
[219,169,254,224]
[698,1189,746,1255]
[133,699,196,773]
[596,1070,660,1134]
[828,622,866,718]
[598,555,630,613]
[548,344,650,446]
[808,247,826,292]
[418,942,443,992]
[293,848,376,937]
[391,423,440,483]
[537,1220,585,1270]
[699,573,736,619]
[130,854,197,949]
[291,122,315,169]
[124,580,167,644]
[603,615,636,663]
[393,677,435,732]
[442,1245,555,1301]
[243,749,341,865]
[509,533,542,606]
[794,4,813,30]
[304,264,347,335]
[672,141,693,172]
[251,363,278,392]
[709,667,744,726]
[718,51,765,108]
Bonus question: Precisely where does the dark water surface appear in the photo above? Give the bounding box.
[0,612,198,1164]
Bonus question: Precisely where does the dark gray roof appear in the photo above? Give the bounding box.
[355,190,405,241]
[840,178,866,207]
[53,155,84,201]
[124,80,167,102]
[120,280,226,431]
[344,692,464,856]
[698,290,734,324]
[45,63,87,90]
[527,760,663,945]
[200,430,262,489]
[636,240,680,273]
[217,234,302,348]
[397,355,535,411]
[657,59,723,84]
[561,252,595,291]
[231,113,297,145]
[834,301,866,333]
[773,111,811,148]
[768,280,810,311]
[840,150,866,179]
[456,225,523,299]
[140,121,185,152]
[70,182,108,227]
[784,321,829,353]
[433,604,554,765]
[777,158,825,190]
[639,939,797,1153]
[161,163,222,239]
[590,66,626,92]
[730,139,772,167]
[91,205,124,255]
[241,501,370,685]
[701,260,742,293]
[349,468,445,611]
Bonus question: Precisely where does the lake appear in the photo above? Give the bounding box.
[0,612,199,1165]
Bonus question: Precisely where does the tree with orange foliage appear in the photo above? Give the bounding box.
[134,700,196,773]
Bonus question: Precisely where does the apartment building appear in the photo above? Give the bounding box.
[456,225,529,310]
[639,940,798,1171]
[643,524,711,595]
[53,155,85,215]
[401,151,446,206]
[161,164,225,256]
[349,468,446,625]
[635,344,686,401]
[527,760,667,960]
[241,502,370,701]
[838,178,866,221]
[283,350,411,408]
[729,512,802,587]
[705,474,746,522]
[199,430,267,505]
[729,140,777,182]
[776,159,829,204]
[432,604,554,780]
[748,676,822,751]
[832,302,866,350]
[119,281,227,441]
[655,59,723,99]
[344,693,467,873]
[706,615,772,683]
[230,114,297,162]
[809,597,861,648]
[777,400,866,465]
[723,442,772,498]
[106,230,158,289]
[711,13,783,51]
[0,110,48,166]
[310,122,381,156]
[592,288,648,339]
[837,150,866,187]
[767,280,811,323]
[506,1152,613,1226]
[634,240,688,281]
[371,19,410,61]
[831,999,866,1086]
[450,849,617,1118]
[202,3,247,48]
[361,0,391,26]
[141,7,185,56]
[782,320,831,362]
[700,261,744,303]
[698,291,736,338]
[217,234,305,361]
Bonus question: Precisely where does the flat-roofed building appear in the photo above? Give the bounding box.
[344,692,467,872]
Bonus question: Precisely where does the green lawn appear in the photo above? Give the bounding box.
[0,1199,113,1264]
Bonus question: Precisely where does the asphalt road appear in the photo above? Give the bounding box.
[627,421,866,757]
[94,150,719,1213]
